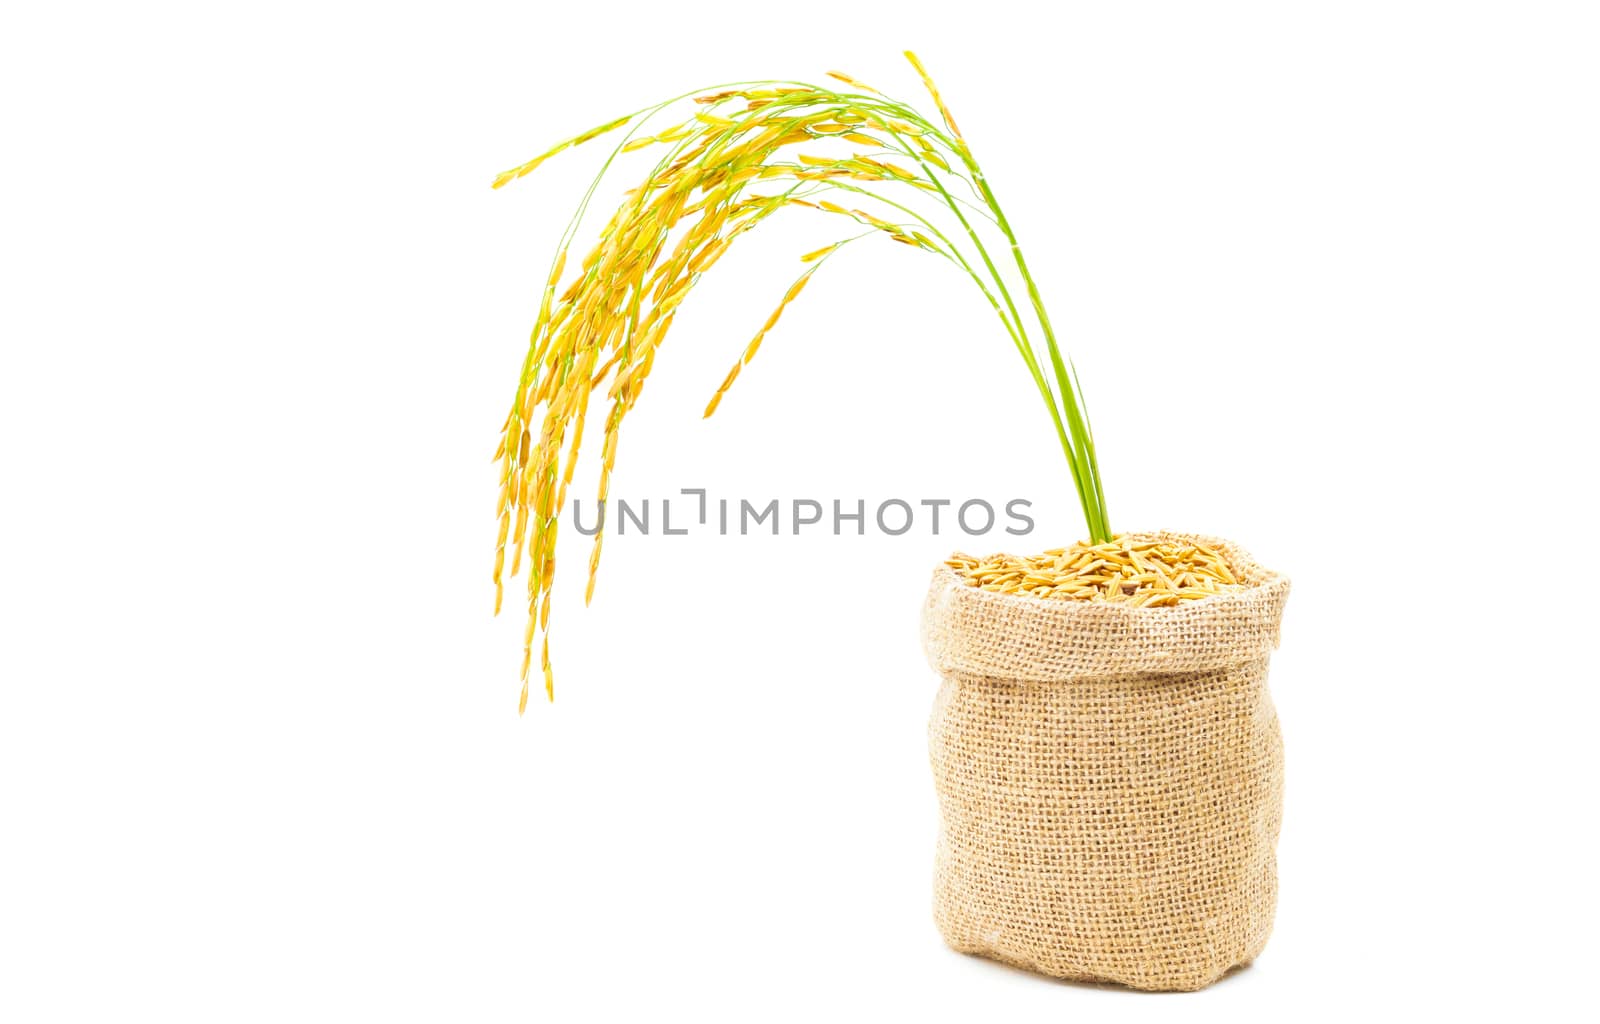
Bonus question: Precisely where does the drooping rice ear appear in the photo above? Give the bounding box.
[495,62,1109,704]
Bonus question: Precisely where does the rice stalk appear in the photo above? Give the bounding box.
[493,54,1111,705]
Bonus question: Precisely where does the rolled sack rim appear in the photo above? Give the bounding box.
[921,531,1291,682]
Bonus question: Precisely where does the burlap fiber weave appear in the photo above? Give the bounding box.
[923,532,1290,991]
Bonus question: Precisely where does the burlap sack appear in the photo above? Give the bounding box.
[923,532,1290,992]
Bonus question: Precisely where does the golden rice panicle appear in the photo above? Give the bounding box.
[704,267,817,418]
[491,115,632,189]
[496,82,953,702]
[493,56,1109,706]
[903,51,964,146]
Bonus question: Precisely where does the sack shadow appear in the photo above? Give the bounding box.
[957,950,1258,994]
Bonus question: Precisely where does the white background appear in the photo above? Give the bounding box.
[3,2,1596,1020]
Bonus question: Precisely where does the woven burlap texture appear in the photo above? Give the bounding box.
[923,532,1290,992]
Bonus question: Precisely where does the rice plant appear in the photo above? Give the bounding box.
[493,53,1110,709]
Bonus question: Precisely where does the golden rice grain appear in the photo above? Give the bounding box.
[825,70,880,94]
[945,537,1244,606]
